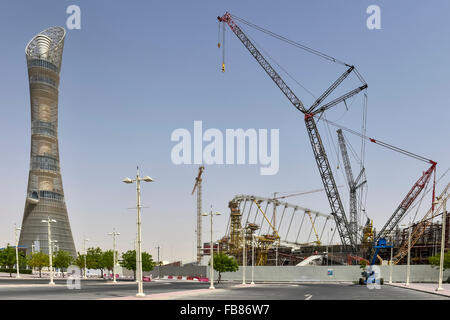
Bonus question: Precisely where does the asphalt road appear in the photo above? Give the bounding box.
[0,279,448,300]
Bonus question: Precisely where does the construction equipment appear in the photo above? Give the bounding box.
[191,166,205,264]
[392,182,450,264]
[218,12,367,253]
[320,117,438,243]
[337,129,367,244]
[358,237,392,285]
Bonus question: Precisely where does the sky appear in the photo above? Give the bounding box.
[0,0,449,263]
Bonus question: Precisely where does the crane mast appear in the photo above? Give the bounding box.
[192,166,205,264]
[337,129,367,245]
[218,12,367,253]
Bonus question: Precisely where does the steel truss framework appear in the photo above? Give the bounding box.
[225,195,335,250]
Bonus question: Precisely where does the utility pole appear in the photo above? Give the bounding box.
[406,219,412,286]
[202,206,221,290]
[433,196,447,291]
[251,233,255,286]
[41,217,56,285]
[155,245,161,279]
[14,224,21,278]
[82,238,89,279]
[108,229,120,283]
[242,227,246,285]
[389,234,393,284]
[123,167,154,297]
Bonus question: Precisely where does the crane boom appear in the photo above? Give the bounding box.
[375,161,437,241]
[218,12,364,252]
[337,129,366,245]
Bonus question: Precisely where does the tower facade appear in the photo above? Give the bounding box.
[19,27,76,257]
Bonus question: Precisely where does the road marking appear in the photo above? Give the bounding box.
[304,294,313,300]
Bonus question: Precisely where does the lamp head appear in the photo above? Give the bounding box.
[142,176,154,182]
[122,177,133,184]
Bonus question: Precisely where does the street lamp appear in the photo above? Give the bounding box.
[108,229,120,283]
[202,206,221,290]
[41,217,56,285]
[251,233,255,286]
[14,224,21,278]
[433,196,447,291]
[123,166,154,297]
[242,227,246,285]
[389,233,394,284]
[155,245,161,279]
[83,238,89,279]
[401,220,412,286]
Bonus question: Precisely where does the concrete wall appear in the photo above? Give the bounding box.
[138,264,450,283]
[211,265,450,283]
[144,265,208,278]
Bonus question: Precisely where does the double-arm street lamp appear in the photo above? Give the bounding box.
[433,196,447,291]
[41,217,56,285]
[202,206,221,290]
[108,229,120,283]
[123,167,154,297]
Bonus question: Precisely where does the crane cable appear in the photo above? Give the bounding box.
[231,14,349,67]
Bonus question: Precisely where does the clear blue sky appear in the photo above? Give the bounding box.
[0,0,449,262]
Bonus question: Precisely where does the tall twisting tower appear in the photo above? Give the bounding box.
[19,27,76,257]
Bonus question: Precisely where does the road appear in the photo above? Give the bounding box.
[0,278,448,300]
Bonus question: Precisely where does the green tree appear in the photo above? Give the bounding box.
[101,250,116,277]
[53,250,73,278]
[0,245,25,277]
[119,250,155,280]
[74,252,86,277]
[429,251,450,270]
[86,247,104,277]
[27,252,49,278]
[210,252,239,284]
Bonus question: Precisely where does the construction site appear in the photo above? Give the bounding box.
[190,12,450,271]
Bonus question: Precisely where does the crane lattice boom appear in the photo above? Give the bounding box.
[218,12,367,253]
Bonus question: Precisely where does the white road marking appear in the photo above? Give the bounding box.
[304,294,313,300]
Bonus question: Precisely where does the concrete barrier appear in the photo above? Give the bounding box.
[209,265,450,283]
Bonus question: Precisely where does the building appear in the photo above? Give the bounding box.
[19,27,76,257]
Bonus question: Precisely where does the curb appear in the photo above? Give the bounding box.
[385,283,450,298]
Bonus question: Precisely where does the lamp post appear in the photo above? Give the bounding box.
[123,167,154,297]
[202,206,221,290]
[155,245,161,279]
[82,238,89,279]
[41,217,56,285]
[108,229,120,283]
[401,220,412,286]
[251,233,255,286]
[14,224,21,278]
[242,227,246,285]
[389,234,394,284]
[433,196,447,291]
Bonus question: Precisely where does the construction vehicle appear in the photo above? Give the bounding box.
[358,237,392,285]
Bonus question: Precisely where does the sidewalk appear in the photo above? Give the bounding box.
[387,282,450,298]
[101,288,224,300]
